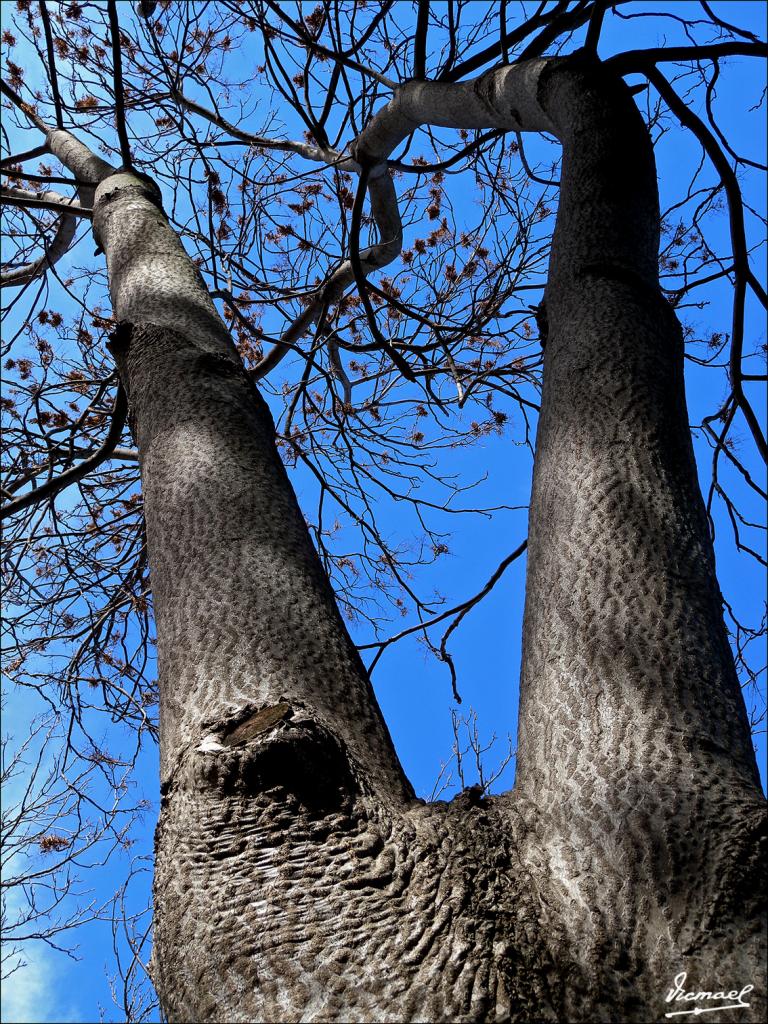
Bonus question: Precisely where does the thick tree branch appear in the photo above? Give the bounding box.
[0,185,92,218]
[39,1,64,129]
[0,79,113,284]
[583,0,610,58]
[608,41,768,76]
[107,0,134,169]
[413,1,430,80]
[0,143,50,168]
[44,129,114,186]
[348,165,415,381]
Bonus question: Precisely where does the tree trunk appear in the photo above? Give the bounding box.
[91,56,765,1023]
[513,56,765,1022]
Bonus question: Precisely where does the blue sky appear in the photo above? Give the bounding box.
[1,3,766,1021]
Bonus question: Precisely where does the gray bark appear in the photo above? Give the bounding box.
[86,55,765,1023]
[0,186,78,288]
[0,128,109,287]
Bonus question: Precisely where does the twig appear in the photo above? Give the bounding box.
[362,540,528,673]
[1,386,129,521]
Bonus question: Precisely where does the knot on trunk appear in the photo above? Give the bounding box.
[194,706,359,813]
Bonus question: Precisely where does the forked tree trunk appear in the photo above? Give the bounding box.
[88,55,764,1023]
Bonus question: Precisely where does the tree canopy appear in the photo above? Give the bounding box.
[0,2,765,1019]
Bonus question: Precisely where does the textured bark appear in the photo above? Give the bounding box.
[90,55,765,1024]
[513,57,765,1022]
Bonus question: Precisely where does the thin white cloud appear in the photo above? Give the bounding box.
[1,872,81,1023]
[0,945,81,1024]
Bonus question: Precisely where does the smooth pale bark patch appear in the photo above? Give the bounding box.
[221,703,294,745]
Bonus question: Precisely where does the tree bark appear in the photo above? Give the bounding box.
[513,55,765,1022]
[88,56,764,1024]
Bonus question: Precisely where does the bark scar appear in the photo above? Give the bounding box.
[530,301,548,349]
[197,713,358,811]
[195,351,244,379]
[473,70,500,118]
[221,703,294,746]
[106,320,134,354]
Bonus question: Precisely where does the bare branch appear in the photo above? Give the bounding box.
[414,1,430,80]
[107,0,134,169]
[1,384,129,521]
[583,0,610,58]
[647,66,767,463]
[0,185,93,218]
[608,41,768,76]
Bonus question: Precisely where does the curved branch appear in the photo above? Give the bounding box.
[1,209,77,288]
[0,184,90,287]
[0,85,112,285]
[254,61,555,378]
[252,168,403,379]
[349,165,415,381]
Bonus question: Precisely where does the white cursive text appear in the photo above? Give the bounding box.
[664,971,753,1018]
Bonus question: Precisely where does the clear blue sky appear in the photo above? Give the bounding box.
[1,3,765,1022]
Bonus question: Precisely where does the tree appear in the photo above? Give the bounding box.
[1,1,766,1021]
